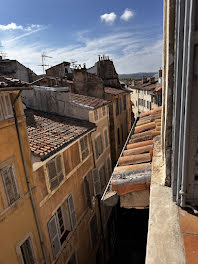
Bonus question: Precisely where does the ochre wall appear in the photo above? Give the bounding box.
[0,93,43,264]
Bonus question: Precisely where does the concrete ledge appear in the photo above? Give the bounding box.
[146,136,186,263]
[146,184,185,264]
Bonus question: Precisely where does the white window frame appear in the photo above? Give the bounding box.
[47,154,64,191]
[20,236,35,264]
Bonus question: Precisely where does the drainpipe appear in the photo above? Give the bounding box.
[13,91,47,264]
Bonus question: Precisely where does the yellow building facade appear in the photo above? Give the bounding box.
[0,90,44,264]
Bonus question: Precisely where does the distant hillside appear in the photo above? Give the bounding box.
[119,72,157,80]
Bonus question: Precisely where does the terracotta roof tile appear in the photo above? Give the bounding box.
[0,76,30,88]
[110,106,162,195]
[25,109,96,160]
[70,93,110,109]
[104,87,126,95]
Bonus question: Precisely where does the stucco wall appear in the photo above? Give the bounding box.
[0,93,43,263]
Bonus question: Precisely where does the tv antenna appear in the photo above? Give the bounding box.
[71,60,77,68]
[0,44,7,59]
[38,52,52,74]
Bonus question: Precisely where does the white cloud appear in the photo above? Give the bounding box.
[120,9,134,21]
[0,23,23,31]
[0,22,42,32]
[100,12,117,24]
[1,28,162,75]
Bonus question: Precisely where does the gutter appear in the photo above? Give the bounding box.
[13,91,47,264]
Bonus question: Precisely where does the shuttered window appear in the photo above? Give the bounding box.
[20,237,35,264]
[83,172,92,209]
[94,110,98,121]
[123,95,126,110]
[119,97,122,113]
[80,136,89,160]
[0,93,13,121]
[48,215,61,259]
[117,128,121,146]
[102,106,106,116]
[116,98,119,116]
[107,157,111,179]
[48,194,76,258]
[89,215,98,248]
[94,135,103,159]
[1,164,19,205]
[92,168,101,196]
[99,165,106,190]
[47,155,64,191]
[104,129,108,148]
[67,194,77,229]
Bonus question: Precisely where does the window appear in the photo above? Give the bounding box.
[48,194,76,258]
[104,129,108,148]
[143,100,145,107]
[67,253,77,264]
[99,165,106,190]
[102,106,106,116]
[80,135,89,160]
[106,157,111,179]
[94,110,98,121]
[1,164,19,205]
[83,171,92,209]
[89,215,98,248]
[138,90,140,94]
[123,95,126,110]
[94,135,103,159]
[20,237,35,264]
[47,155,64,191]
[92,168,101,196]
[136,101,137,107]
[147,101,149,109]
[119,97,122,113]
[117,128,120,146]
[149,102,152,110]
[0,93,13,121]
[116,98,119,116]
[121,124,124,142]
[136,90,137,93]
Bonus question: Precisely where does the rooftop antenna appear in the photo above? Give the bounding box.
[0,44,7,59]
[71,60,77,68]
[38,52,52,74]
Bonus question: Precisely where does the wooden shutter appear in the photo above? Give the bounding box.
[94,139,99,159]
[1,165,19,205]
[83,175,92,208]
[4,94,13,118]
[92,168,101,196]
[99,135,103,155]
[62,200,72,231]
[20,238,35,264]
[104,130,108,148]
[67,194,76,229]
[48,215,61,259]
[99,166,106,190]
[47,159,59,191]
[90,215,98,248]
[56,155,64,183]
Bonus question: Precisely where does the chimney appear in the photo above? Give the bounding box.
[142,76,147,84]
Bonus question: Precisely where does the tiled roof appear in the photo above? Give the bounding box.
[70,93,110,110]
[104,87,126,95]
[110,106,162,195]
[0,76,30,88]
[130,81,159,91]
[25,109,96,160]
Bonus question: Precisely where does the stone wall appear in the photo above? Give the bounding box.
[74,69,105,99]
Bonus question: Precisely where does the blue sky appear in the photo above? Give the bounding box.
[0,0,163,74]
